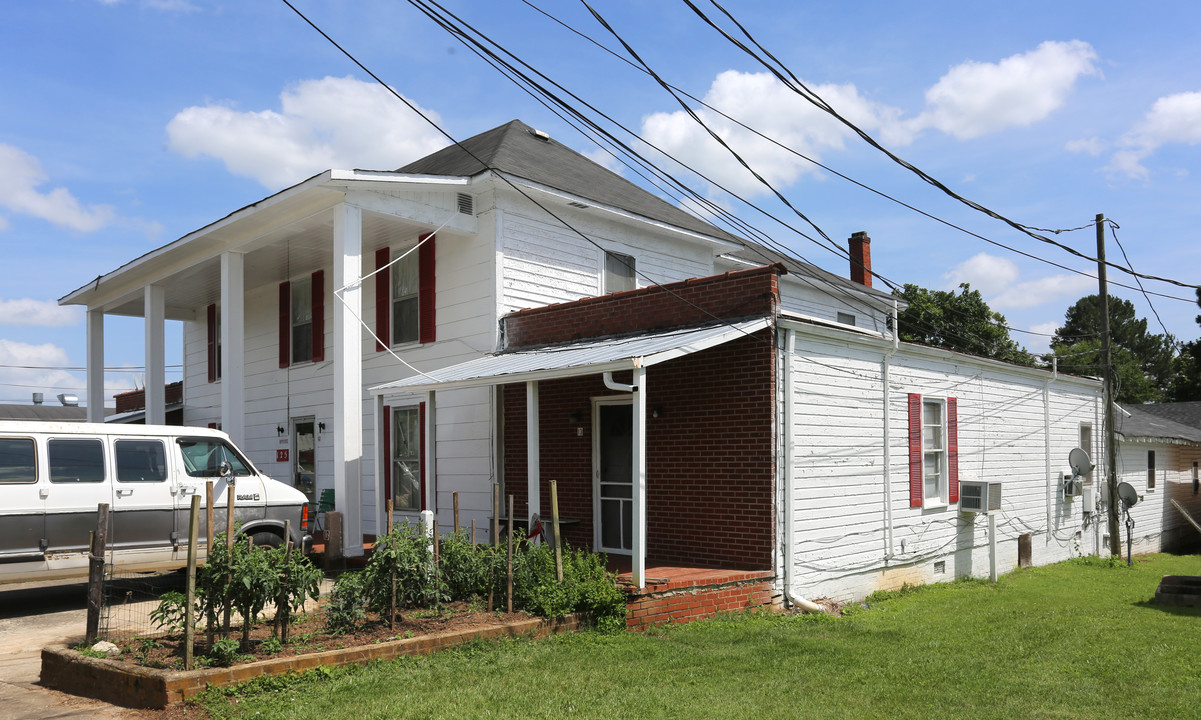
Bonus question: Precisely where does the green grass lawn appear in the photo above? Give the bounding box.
[198,553,1201,720]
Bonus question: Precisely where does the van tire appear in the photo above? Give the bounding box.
[248,530,284,549]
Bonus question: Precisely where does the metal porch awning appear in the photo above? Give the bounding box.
[369,317,771,395]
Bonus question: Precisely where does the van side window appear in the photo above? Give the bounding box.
[177,438,251,477]
[0,438,37,484]
[48,438,105,483]
[116,440,168,483]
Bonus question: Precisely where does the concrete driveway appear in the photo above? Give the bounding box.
[0,579,152,719]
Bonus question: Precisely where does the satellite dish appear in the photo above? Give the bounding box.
[1117,481,1139,508]
[1068,448,1094,478]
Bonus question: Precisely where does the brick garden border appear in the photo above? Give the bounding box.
[41,613,583,709]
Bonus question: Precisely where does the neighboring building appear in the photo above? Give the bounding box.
[1113,404,1201,553]
[108,382,185,424]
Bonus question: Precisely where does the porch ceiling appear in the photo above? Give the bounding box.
[371,317,772,395]
[70,205,439,321]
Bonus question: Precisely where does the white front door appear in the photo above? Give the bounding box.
[593,398,633,554]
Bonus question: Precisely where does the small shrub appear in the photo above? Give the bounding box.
[259,636,284,655]
[207,637,241,667]
[324,571,368,635]
[149,591,200,635]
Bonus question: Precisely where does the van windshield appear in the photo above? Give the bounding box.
[176,438,253,478]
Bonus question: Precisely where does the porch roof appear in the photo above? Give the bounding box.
[371,317,772,395]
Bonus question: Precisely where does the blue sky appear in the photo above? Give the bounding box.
[2,0,1200,407]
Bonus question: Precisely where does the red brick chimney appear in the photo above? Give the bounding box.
[848,231,872,287]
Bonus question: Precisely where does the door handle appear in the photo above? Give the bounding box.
[39,488,49,499]
[116,488,134,497]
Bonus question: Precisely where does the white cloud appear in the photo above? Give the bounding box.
[944,252,1094,309]
[910,40,1098,139]
[0,299,80,327]
[0,144,117,232]
[641,70,909,197]
[1066,137,1104,156]
[167,76,449,189]
[1106,91,1201,179]
[0,339,133,408]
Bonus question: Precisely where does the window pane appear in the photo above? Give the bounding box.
[393,252,419,299]
[601,499,623,548]
[0,438,37,484]
[393,459,420,511]
[392,296,418,345]
[923,431,942,451]
[923,402,941,426]
[49,439,105,483]
[924,452,941,499]
[116,440,167,483]
[292,322,312,363]
[291,279,311,324]
[177,439,251,477]
[604,251,635,293]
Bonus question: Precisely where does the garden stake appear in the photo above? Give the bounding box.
[551,480,563,582]
[507,495,514,613]
[453,492,460,534]
[223,484,235,638]
[185,495,200,669]
[387,499,396,630]
[205,480,214,551]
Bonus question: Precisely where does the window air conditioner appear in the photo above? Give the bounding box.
[1062,473,1082,499]
[959,480,1002,513]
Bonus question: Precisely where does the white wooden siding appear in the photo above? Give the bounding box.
[782,324,1104,603]
[1114,441,1201,553]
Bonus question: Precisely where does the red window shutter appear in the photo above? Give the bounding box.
[908,393,922,507]
[206,304,217,383]
[382,405,392,506]
[418,234,436,344]
[418,401,427,511]
[947,397,959,503]
[311,270,325,363]
[278,281,290,368]
[375,247,390,351]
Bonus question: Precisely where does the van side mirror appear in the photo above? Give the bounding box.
[219,460,233,479]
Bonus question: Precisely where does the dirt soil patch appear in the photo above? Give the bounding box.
[111,600,532,670]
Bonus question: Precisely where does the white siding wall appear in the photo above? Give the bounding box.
[781,324,1103,602]
[778,276,892,333]
[1114,441,1201,553]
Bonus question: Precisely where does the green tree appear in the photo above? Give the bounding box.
[1167,288,1201,401]
[1050,294,1177,404]
[893,283,1033,365]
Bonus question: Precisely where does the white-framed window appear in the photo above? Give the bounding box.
[392,406,422,512]
[391,250,420,345]
[291,275,313,364]
[604,250,636,293]
[836,312,856,326]
[908,393,958,508]
[922,399,947,505]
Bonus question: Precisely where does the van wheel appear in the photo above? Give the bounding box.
[248,530,284,549]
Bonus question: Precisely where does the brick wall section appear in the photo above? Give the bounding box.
[624,572,778,629]
[503,329,776,569]
[114,381,183,413]
[504,264,785,349]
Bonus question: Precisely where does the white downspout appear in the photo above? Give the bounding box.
[782,327,824,614]
[881,300,900,560]
[1044,358,1053,547]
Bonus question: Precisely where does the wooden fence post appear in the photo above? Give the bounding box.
[205,480,214,553]
[506,495,514,614]
[85,503,110,645]
[551,480,563,582]
[453,492,460,535]
[185,495,200,669]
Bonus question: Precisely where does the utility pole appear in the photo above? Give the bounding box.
[1097,213,1120,555]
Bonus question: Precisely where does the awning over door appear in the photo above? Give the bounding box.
[369,317,771,395]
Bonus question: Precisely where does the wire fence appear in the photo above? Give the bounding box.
[98,567,185,646]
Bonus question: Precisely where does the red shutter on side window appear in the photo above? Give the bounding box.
[418,401,427,511]
[418,234,436,344]
[206,303,217,383]
[947,397,959,503]
[908,393,922,507]
[382,405,392,505]
[375,247,390,352]
[311,270,324,363]
[278,282,291,368]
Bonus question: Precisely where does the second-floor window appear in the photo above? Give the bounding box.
[292,276,313,364]
[392,251,419,345]
[278,270,324,368]
[374,234,436,351]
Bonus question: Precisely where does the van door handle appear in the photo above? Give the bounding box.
[116,488,134,497]
[39,488,49,499]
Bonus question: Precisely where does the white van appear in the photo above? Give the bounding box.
[0,421,310,585]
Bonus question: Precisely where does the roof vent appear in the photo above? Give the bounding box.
[457,192,474,215]
[567,201,589,209]
[529,129,551,142]
[32,392,43,405]
[57,393,79,407]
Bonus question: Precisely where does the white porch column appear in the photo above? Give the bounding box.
[220,252,245,445]
[144,285,166,425]
[425,391,437,517]
[526,381,540,528]
[333,204,364,556]
[632,367,647,588]
[86,309,105,423]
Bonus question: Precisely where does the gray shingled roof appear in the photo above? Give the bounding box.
[0,404,103,422]
[1128,401,1201,432]
[1117,404,1201,444]
[399,120,891,300]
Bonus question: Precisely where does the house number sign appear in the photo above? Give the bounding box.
[276,449,289,462]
